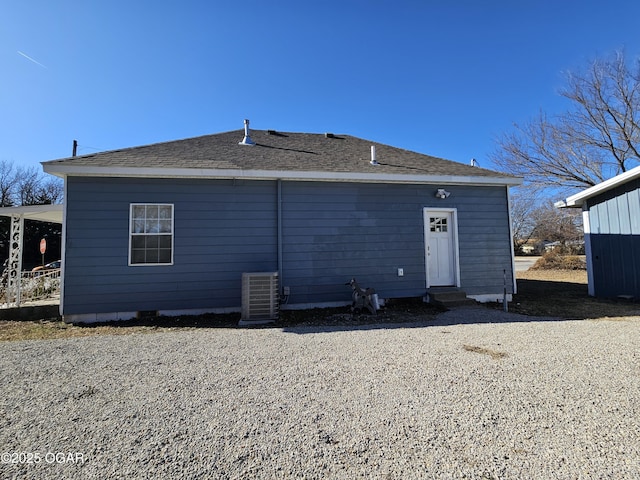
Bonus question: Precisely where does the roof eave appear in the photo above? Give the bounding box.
[559,165,640,208]
[42,165,523,186]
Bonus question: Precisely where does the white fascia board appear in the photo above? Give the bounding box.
[562,165,640,207]
[0,204,63,223]
[42,164,523,186]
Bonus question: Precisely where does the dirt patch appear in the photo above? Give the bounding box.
[510,269,640,319]
[462,344,508,359]
[276,298,443,328]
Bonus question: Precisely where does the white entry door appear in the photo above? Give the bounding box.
[424,209,458,287]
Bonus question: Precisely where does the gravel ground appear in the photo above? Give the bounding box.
[1,308,639,479]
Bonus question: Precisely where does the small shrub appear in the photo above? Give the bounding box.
[531,250,586,270]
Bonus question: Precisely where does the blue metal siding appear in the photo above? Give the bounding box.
[590,203,602,234]
[629,188,640,234]
[586,177,640,298]
[63,177,277,314]
[590,234,640,298]
[63,177,514,314]
[607,197,621,234]
[617,193,631,234]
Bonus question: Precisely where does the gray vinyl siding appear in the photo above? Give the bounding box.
[63,177,277,315]
[63,177,514,315]
[586,177,640,298]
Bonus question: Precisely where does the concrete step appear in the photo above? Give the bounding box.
[426,288,477,308]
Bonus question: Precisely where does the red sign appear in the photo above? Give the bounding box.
[40,238,47,255]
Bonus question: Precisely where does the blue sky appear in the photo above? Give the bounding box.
[3,1,640,173]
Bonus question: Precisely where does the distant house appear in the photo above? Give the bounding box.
[559,165,640,299]
[541,240,584,254]
[519,238,544,255]
[42,122,522,323]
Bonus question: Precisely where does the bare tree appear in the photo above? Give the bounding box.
[530,201,583,247]
[0,160,17,207]
[34,176,64,205]
[0,160,63,206]
[16,166,44,205]
[509,188,540,253]
[492,51,640,193]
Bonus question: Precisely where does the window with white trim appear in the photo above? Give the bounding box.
[129,204,174,265]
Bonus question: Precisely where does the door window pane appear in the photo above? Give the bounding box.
[430,216,448,232]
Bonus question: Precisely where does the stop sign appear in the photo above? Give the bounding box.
[40,238,47,255]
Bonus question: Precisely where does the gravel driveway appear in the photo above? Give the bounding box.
[1,308,639,479]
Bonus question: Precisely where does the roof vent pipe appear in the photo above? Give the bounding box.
[239,119,255,146]
[370,145,379,165]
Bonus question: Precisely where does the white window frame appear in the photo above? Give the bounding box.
[128,203,174,266]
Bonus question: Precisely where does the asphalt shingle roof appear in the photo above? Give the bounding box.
[43,129,519,183]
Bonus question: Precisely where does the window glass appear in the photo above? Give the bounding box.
[430,216,448,233]
[130,204,173,265]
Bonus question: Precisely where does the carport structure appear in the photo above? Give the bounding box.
[0,204,63,307]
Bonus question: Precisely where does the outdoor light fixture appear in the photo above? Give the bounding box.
[435,188,451,199]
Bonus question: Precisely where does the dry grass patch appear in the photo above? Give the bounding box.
[517,269,587,283]
[0,320,169,342]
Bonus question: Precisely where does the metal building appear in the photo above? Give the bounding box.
[560,165,640,299]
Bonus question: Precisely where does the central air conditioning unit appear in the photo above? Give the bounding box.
[240,272,279,325]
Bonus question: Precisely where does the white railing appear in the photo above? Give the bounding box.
[21,269,61,302]
[1,269,61,307]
